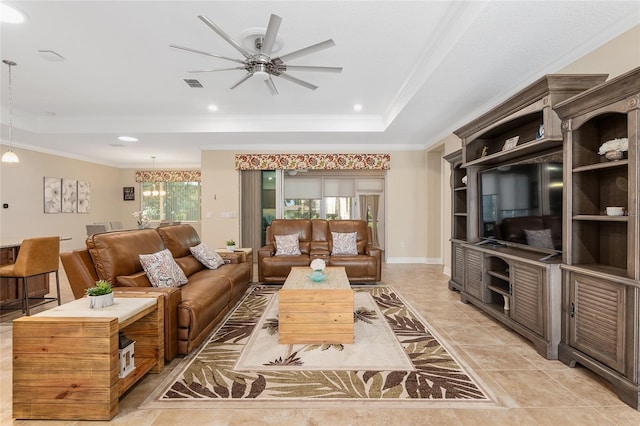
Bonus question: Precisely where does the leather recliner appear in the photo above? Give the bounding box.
[258,219,383,283]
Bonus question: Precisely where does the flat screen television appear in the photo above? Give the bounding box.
[478,152,563,256]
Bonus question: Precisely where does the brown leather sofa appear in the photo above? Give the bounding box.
[258,219,382,283]
[60,224,251,361]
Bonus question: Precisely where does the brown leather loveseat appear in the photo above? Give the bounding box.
[258,219,382,283]
[60,224,251,361]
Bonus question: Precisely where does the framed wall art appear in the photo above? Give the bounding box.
[77,180,91,213]
[123,186,135,201]
[62,178,78,213]
[43,177,62,214]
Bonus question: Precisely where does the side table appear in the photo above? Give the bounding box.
[216,247,253,282]
[12,294,164,421]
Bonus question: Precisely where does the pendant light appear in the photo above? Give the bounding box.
[142,156,166,197]
[1,60,19,163]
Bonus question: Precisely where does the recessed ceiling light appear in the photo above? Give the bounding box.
[0,3,27,23]
[353,104,363,112]
[208,104,219,112]
[117,136,139,142]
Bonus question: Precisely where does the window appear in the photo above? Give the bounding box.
[141,181,200,221]
[283,198,321,219]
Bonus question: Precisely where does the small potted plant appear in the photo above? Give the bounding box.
[86,280,114,309]
[226,239,236,251]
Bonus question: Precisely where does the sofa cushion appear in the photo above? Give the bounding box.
[175,255,205,277]
[87,228,165,285]
[139,249,188,288]
[157,224,201,258]
[328,220,369,254]
[267,219,312,255]
[275,234,301,256]
[331,232,358,255]
[190,243,225,269]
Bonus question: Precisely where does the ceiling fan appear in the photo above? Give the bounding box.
[170,14,342,95]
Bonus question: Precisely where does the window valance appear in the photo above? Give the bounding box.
[235,154,390,171]
[135,170,201,182]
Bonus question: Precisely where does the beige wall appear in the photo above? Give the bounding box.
[0,147,133,251]
[559,24,639,79]
[200,151,240,249]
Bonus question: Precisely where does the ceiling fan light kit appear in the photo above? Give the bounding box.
[171,13,342,95]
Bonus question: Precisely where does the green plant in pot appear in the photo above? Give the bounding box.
[86,279,114,308]
[226,239,236,251]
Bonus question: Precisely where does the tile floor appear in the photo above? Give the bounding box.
[2,263,640,425]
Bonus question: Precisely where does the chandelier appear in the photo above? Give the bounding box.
[142,156,166,197]
[1,59,19,163]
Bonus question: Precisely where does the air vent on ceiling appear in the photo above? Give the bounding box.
[183,78,203,88]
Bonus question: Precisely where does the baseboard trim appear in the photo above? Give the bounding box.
[386,257,443,264]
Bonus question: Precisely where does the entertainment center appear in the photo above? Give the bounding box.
[446,68,640,410]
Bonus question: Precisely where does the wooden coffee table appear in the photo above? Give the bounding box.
[278,266,354,344]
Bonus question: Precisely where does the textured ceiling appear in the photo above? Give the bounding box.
[1,1,639,167]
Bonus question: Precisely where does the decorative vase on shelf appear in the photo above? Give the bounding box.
[605,150,624,161]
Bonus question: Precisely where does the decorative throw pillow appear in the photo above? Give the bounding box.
[190,243,225,270]
[139,249,188,287]
[524,229,554,249]
[274,234,301,256]
[331,232,358,255]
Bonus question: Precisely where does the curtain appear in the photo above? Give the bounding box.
[359,194,380,247]
[240,171,262,262]
[135,170,201,182]
[235,154,390,170]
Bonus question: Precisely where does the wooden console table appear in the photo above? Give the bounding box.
[12,294,164,420]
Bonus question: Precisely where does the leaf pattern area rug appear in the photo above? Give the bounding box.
[142,286,497,409]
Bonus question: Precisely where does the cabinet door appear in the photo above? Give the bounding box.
[464,249,482,299]
[452,243,465,285]
[510,262,544,336]
[568,273,625,373]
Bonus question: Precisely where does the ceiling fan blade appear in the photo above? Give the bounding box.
[230,73,253,90]
[188,67,246,73]
[261,14,282,55]
[273,39,336,64]
[198,15,253,59]
[278,72,318,91]
[169,44,245,64]
[279,65,342,73]
[265,76,279,95]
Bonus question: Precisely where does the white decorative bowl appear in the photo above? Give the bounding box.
[606,206,624,216]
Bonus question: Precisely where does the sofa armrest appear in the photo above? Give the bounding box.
[60,250,100,300]
[113,286,181,362]
[365,245,383,281]
[219,252,243,264]
[257,245,276,282]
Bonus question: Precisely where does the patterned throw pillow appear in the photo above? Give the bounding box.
[524,229,554,249]
[190,243,225,270]
[274,234,301,256]
[331,232,358,255]
[139,249,188,287]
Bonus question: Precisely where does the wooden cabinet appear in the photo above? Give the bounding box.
[554,66,640,410]
[460,245,561,359]
[12,295,164,420]
[0,245,49,309]
[456,74,607,168]
[444,150,469,292]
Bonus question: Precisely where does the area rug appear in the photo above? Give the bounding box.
[142,285,496,408]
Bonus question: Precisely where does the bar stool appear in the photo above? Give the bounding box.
[0,236,62,315]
